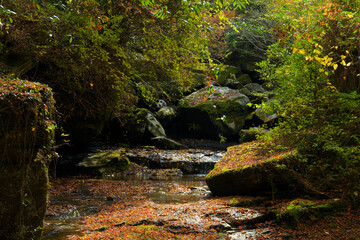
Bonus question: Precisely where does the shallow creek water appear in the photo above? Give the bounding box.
[43,174,273,240]
[43,175,212,239]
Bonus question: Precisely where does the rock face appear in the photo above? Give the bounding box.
[0,80,55,239]
[206,141,299,196]
[178,86,251,140]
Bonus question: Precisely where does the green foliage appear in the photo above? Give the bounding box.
[225,0,275,64]
[256,0,360,203]
[0,0,248,143]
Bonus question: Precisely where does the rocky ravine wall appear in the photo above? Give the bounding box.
[0,79,55,239]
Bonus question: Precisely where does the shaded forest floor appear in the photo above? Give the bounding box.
[45,178,360,239]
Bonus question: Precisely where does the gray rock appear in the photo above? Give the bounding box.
[78,150,130,168]
[145,111,166,138]
[126,148,225,174]
[244,83,265,93]
[254,107,278,123]
[217,65,242,86]
[156,106,177,122]
[156,100,167,109]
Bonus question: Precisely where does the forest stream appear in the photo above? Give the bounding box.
[42,149,275,240]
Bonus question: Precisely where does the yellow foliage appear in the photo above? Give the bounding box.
[298,49,305,55]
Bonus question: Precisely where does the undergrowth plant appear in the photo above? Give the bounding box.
[256,0,360,205]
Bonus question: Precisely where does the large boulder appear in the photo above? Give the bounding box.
[126,148,225,174]
[125,108,166,144]
[123,108,183,149]
[178,86,251,140]
[206,141,300,196]
[0,79,55,239]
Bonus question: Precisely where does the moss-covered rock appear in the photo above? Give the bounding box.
[222,74,253,89]
[244,83,265,93]
[274,198,347,228]
[78,149,130,175]
[0,78,55,239]
[217,65,242,86]
[205,141,299,196]
[178,86,251,139]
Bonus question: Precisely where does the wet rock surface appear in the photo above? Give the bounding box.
[125,148,225,174]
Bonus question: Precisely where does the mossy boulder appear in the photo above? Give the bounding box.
[205,141,299,196]
[0,78,55,239]
[217,65,242,86]
[78,149,130,175]
[178,86,251,139]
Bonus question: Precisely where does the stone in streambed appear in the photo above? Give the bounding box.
[78,149,130,175]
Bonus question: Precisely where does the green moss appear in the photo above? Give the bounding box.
[275,199,347,228]
[228,197,268,207]
[94,226,109,232]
